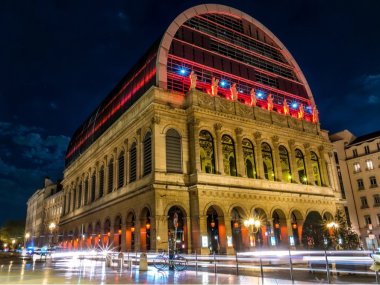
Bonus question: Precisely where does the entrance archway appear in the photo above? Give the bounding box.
[95,221,101,248]
[230,207,245,252]
[302,211,325,249]
[272,209,287,247]
[140,208,151,251]
[87,224,93,248]
[104,219,111,247]
[206,205,225,254]
[253,208,268,247]
[126,212,136,251]
[114,215,122,251]
[167,206,187,253]
[290,210,304,247]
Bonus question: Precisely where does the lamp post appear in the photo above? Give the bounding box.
[12,239,16,251]
[244,217,261,249]
[49,222,56,247]
[327,221,339,249]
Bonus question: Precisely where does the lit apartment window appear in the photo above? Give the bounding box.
[354,162,361,173]
[366,159,374,170]
[365,215,372,226]
[370,176,378,188]
[374,194,380,206]
[353,149,358,157]
[361,196,369,209]
[357,179,365,190]
[365,145,370,154]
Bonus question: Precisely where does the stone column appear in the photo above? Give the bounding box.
[113,148,117,191]
[134,218,141,251]
[104,155,109,194]
[121,222,126,252]
[271,136,282,181]
[188,118,201,174]
[288,140,299,183]
[286,218,294,248]
[186,216,193,254]
[214,123,223,175]
[318,146,330,187]
[151,115,161,173]
[254,131,263,179]
[224,216,235,255]
[304,143,315,185]
[199,215,209,255]
[95,163,100,199]
[235,128,244,177]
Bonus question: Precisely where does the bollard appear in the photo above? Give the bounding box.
[139,252,148,271]
[324,250,331,284]
[118,252,124,269]
[236,253,239,276]
[105,254,112,267]
[289,249,294,283]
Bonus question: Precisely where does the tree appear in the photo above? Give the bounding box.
[0,220,25,250]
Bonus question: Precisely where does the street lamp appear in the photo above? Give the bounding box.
[244,217,261,248]
[12,239,16,250]
[49,222,56,247]
[24,232,30,249]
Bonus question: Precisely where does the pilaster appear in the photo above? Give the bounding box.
[235,128,244,177]
[254,131,263,179]
[214,123,223,175]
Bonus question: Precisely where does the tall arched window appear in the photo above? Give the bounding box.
[118,151,125,188]
[84,177,89,205]
[242,139,256,178]
[99,166,104,197]
[279,145,291,182]
[222,135,237,176]
[91,172,96,202]
[199,130,215,174]
[108,158,114,193]
[262,142,275,181]
[166,129,182,173]
[77,183,82,208]
[311,151,322,186]
[143,132,152,176]
[72,188,76,211]
[295,149,307,184]
[130,142,137,182]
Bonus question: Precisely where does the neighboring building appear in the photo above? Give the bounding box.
[25,178,63,247]
[58,4,343,254]
[331,130,380,249]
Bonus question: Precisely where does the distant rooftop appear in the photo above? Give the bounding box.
[348,130,380,146]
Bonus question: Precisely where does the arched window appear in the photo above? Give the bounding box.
[262,142,275,181]
[166,129,182,173]
[279,145,291,182]
[295,149,307,184]
[72,188,76,211]
[242,139,256,178]
[99,166,104,197]
[311,151,322,186]
[143,132,152,176]
[118,151,125,188]
[91,172,96,202]
[130,142,137,182]
[108,158,114,193]
[84,177,89,205]
[199,130,215,174]
[78,183,82,208]
[67,192,71,213]
[222,135,237,176]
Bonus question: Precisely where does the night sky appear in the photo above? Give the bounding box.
[1,0,379,225]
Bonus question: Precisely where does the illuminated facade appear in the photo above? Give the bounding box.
[59,4,342,254]
[25,178,63,247]
[331,130,380,249]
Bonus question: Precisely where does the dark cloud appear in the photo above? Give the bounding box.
[0,122,69,223]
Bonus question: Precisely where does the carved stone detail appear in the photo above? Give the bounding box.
[151,115,161,125]
[254,107,272,123]
[288,139,295,147]
[235,127,243,136]
[303,143,311,149]
[215,97,235,114]
[318,145,325,152]
[198,93,215,110]
[254,131,262,140]
[236,103,253,118]
[214,123,222,131]
[271,135,280,143]
[136,128,141,136]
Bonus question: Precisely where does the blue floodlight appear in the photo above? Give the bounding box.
[291,102,298,109]
[256,91,264,98]
[179,67,187,75]
[220,80,227,87]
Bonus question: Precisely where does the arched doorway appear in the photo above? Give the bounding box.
[206,206,225,254]
[167,206,187,253]
[95,221,101,248]
[114,215,122,251]
[230,207,244,252]
[73,228,79,250]
[104,219,111,247]
[253,208,268,248]
[272,209,287,247]
[87,224,93,249]
[126,212,136,251]
[302,211,325,249]
[140,208,151,251]
[290,210,304,247]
